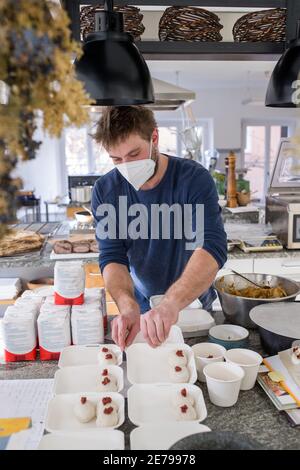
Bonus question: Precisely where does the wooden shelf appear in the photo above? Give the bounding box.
[137,41,285,60]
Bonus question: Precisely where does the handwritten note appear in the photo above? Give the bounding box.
[0,379,54,450]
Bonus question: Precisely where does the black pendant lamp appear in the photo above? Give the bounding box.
[266,20,300,107]
[75,0,154,106]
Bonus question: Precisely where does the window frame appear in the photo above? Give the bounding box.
[241,118,297,200]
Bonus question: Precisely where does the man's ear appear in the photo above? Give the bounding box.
[152,128,159,145]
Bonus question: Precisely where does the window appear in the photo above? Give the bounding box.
[158,126,178,155]
[65,127,89,175]
[242,120,296,202]
[158,119,213,165]
[64,117,113,177]
[61,116,213,193]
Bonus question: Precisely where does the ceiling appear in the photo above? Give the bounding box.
[148,60,277,91]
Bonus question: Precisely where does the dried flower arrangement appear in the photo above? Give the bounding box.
[0,0,92,238]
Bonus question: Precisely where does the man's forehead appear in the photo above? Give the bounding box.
[108,134,147,156]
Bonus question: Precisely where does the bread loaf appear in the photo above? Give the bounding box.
[72,241,90,253]
[0,230,44,257]
[53,240,73,254]
[89,240,99,253]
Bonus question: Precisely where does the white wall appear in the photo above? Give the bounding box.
[156,85,300,149]
[13,123,66,210]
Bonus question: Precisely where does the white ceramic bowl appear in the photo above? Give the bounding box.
[209,324,249,349]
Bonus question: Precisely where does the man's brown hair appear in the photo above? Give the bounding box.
[93,106,157,148]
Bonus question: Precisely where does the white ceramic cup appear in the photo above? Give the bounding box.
[224,348,263,391]
[191,343,226,382]
[203,362,244,407]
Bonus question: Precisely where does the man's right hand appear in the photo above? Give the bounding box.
[111,307,140,351]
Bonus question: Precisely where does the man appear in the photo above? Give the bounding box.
[91,106,227,350]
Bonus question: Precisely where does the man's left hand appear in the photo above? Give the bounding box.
[140,300,179,348]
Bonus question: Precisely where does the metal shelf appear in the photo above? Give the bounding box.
[64,1,286,7]
[62,0,300,59]
[137,41,285,60]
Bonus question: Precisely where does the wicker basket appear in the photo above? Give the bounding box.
[159,6,223,42]
[233,8,286,42]
[80,4,145,41]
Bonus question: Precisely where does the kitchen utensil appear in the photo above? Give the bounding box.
[230,269,270,289]
[53,365,124,395]
[203,362,244,407]
[74,210,93,224]
[127,383,207,426]
[191,343,226,382]
[45,392,125,432]
[169,431,263,450]
[38,430,125,450]
[126,343,197,385]
[224,348,262,390]
[214,273,300,328]
[249,302,300,355]
[208,324,249,349]
[130,423,211,451]
[58,344,123,369]
[133,325,184,344]
[71,186,93,203]
[236,191,251,206]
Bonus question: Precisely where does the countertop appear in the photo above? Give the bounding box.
[1,223,300,270]
[1,312,299,450]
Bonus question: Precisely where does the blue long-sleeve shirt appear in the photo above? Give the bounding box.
[91,156,227,313]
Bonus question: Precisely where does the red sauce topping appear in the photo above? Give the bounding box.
[103,406,114,415]
[175,366,182,372]
[80,397,87,404]
[293,347,300,358]
[102,397,112,406]
[105,353,113,360]
[102,347,109,353]
[181,388,187,397]
[180,404,188,414]
[102,377,111,385]
[102,369,108,376]
[176,350,184,357]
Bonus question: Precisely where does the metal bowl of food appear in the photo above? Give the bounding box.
[214,273,300,329]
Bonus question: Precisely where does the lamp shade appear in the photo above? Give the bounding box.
[265,37,300,107]
[75,31,154,106]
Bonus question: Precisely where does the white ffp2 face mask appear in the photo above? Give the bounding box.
[116,140,156,191]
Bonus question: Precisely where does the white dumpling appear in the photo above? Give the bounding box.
[97,369,118,392]
[96,405,118,427]
[96,396,119,414]
[97,347,117,366]
[73,396,96,423]
[172,388,194,407]
[168,349,188,367]
[169,365,190,383]
[175,403,197,421]
[291,346,300,365]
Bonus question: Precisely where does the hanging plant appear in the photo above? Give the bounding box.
[0,0,93,238]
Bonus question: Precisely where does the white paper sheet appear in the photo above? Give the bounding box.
[0,379,54,450]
